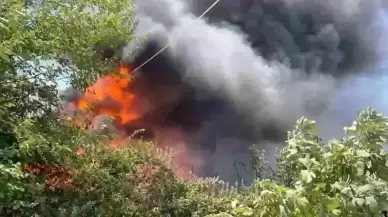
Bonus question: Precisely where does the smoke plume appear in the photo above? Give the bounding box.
[63,0,388,182]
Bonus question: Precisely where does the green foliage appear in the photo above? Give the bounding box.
[0,0,134,139]
[0,163,30,215]
[2,98,388,217]
[211,108,388,217]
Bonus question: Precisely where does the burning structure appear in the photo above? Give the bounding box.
[62,0,388,182]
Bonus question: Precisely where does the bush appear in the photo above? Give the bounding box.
[1,108,388,217]
[209,108,388,217]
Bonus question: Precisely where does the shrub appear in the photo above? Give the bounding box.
[4,108,388,217]
[210,108,388,217]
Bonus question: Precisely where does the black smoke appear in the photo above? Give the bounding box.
[64,0,388,182]
[190,0,386,74]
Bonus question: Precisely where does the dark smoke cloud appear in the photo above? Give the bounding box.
[120,0,388,182]
[190,0,386,74]
[62,0,387,182]
[60,87,82,103]
[59,87,82,117]
[129,0,386,125]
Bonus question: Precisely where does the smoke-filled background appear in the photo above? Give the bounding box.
[62,0,388,183]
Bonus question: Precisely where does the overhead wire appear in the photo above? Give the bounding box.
[131,0,222,73]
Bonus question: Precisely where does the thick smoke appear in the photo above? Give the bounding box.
[62,0,387,182]
[129,0,387,128]
[118,0,388,182]
[190,0,386,74]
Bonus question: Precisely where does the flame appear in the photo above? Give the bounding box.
[68,65,196,180]
[75,66,140,126]
[71,65,139,150]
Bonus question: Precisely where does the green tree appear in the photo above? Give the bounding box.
[210,108,388,217]
[0,0,134,134]
[0,0,135,215]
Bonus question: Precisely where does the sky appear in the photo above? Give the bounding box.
[57,74,68,91]
[317,11,388,135]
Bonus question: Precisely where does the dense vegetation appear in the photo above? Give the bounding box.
[1,0,388,216]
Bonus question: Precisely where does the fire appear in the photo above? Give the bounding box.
[67,64,196,179]
[75,66,141,126]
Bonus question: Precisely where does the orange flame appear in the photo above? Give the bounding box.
[75,66,140,126]
[70,65,196,179]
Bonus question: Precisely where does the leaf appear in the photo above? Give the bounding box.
[352,198,365,206]
[356,150,370,158]
[296,197,309,208]
[4,102,16,108]
[261,180,275,188]
[298,157,311,168]
[315,183,326,189]
[279,205,288,217]
[331,181,344,190]
[345,125,357,133]
[285,148,298,158]
[365,160,372,169]
[327,199,340,210]
[341,186,352,196]
[276,185,286,194]
[206,213,234,217]
[12,202,20,210]
[365,196,378,209]
[331,209,341,215]
[300,170,315,183]
[231,200,238,208]
[233,207,253,216]
[0,22,10,31]
[0,51,10,62]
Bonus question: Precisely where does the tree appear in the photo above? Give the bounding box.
[1,0,134,131]
[0,0,135,215]
[210,108,388,217]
